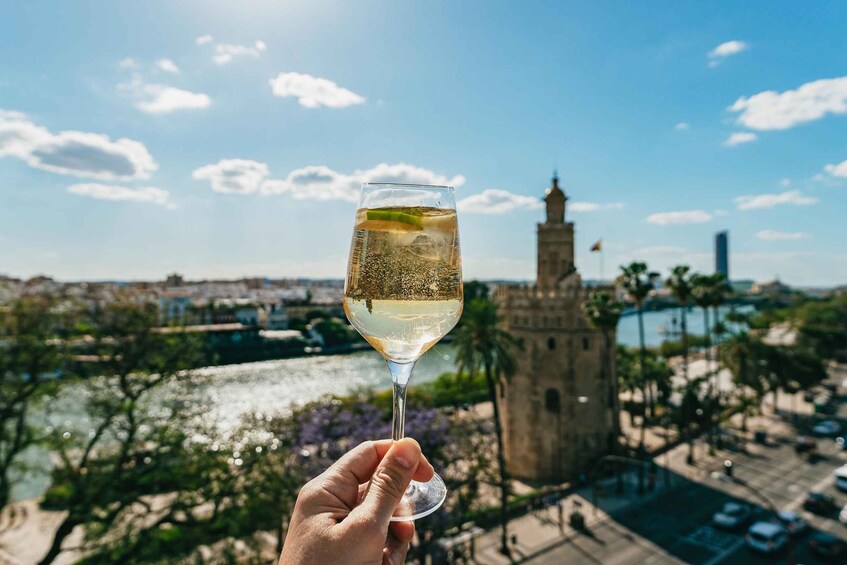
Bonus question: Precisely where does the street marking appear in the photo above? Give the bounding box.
[682,526,740,553]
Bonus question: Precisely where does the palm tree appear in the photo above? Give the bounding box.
[454,297,519,556]
[616,262,660,430]
[691,273,719,450]
[721,332,766,433]
[665,266,693,382]
[583,290,624,440]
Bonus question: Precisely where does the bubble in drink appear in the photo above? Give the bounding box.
[344,207,463,363]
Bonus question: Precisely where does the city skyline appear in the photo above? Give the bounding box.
[1,2,846,285]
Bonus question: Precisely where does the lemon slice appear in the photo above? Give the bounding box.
[363,209,424,230]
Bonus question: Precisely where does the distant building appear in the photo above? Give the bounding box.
[751,279,792,299]
[715,231,729,279]
[266,302,290,330]
[165,273,185,288]
[496,173,617,483]
[236,306,265,327]
[159,290,192,324]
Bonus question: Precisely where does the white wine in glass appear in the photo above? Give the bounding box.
[343,183,462,520]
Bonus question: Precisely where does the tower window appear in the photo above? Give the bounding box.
[582,337,590,351]
[556,316,562,327]
[545,388,560,413]
[547,337,556,350]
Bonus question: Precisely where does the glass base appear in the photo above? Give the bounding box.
[390,472,447,522]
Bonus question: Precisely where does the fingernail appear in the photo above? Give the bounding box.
[393,438,420,469]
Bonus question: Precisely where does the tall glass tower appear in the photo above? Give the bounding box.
[715,231,729,279]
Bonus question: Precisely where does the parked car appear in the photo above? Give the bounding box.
[804,491,838,515]
[808,532,847,560]
[835,465,847,492]
[795,435,817,454]
[712,502,753,530]
[840,503,847,525]
[773,510,807,536]
[813,420,841,436]
[746,522,788,554]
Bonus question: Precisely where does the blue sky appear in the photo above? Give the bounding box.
[1,1,845,286]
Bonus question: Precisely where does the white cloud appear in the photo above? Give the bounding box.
[824,159,847,178]
[780,177,791,187]
[119,57,138,70]
[156,58,180,74]
[119,73,210,114]
[192,159,270,195]
[713,209,729,216]
[729,77,847,131]
[136,84,210,114]
[708,40,748,67]
[723,132,757,146]
[456,189,542,214]
[734,190,818,210]
[0,109,157,180]
[674,122,690,131]
[269,72,365,108]
[261,162,465,201]
[211,40,266,65]
[68,183,173,208]
[645,210,713,225]
[569,201,625,212]
[191,160,464,201]
[756,229,811,241]
[195,34,214,45]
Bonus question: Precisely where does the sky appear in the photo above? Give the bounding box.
[1,1,845,286]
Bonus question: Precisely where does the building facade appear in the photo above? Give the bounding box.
[715,231,729,279]
[496,174,617,483]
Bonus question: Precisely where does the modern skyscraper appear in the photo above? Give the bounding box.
[715,231,729,279]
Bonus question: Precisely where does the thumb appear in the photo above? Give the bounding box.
[353,438,421,528]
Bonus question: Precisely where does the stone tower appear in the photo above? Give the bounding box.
[496,173,617,483]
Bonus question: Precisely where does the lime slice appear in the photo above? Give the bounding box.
[366,209,423,229]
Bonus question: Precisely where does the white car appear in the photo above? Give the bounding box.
[713,502,752,529]
[836,465,847,492]
[840,503,847,525]
[746,521,788,554]
[813,420,841,435]
[774,510,807,536]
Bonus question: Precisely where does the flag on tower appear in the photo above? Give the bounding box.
[590,239,602,252]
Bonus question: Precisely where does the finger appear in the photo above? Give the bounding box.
[412,455,435,483]
[317,439,394,508]
[352,438,422,528]
[384,522,414,565]
[389,521,415,544]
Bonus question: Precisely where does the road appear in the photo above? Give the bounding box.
[472,368,847,564]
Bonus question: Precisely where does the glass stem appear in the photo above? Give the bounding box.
[388,360,415,441]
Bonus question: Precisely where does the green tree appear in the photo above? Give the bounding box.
[796,294,847,359]
[583,290,623,439]
[616,262,660,428]
[665,265,693,382]
[0,297,65,510]
[453,297,519,557]
[37,301,205,565]
[721,333,767,432]
[691,273,725,451]
[615,346,643,431]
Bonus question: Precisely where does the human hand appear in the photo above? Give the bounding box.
[279,438,435,565]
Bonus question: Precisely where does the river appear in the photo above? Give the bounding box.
[12,305,747,502]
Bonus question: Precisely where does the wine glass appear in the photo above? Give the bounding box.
[343,182,463,520]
